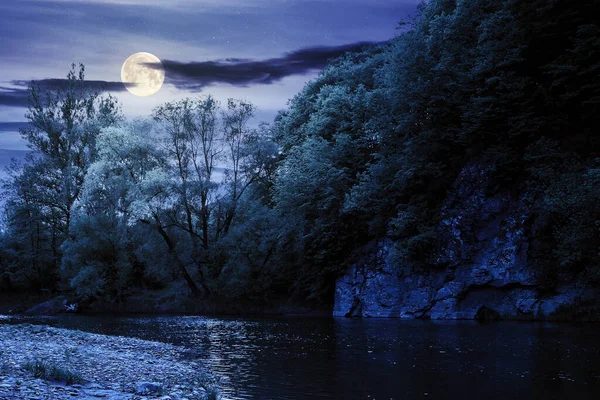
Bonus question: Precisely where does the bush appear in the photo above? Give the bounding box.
[69,265,105,300]
[22,358,83,385]
[196,372,221,400]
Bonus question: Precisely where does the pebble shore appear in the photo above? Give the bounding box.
[0,322,218,399]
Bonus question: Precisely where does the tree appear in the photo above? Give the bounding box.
[152,96,275,288]
[216,99,257,237]
[61,120,164,299]
[1,63,121,291]
[152,96,223,295]
[1,159,54,290]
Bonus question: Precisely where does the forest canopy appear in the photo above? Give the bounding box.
[1,0,598,309]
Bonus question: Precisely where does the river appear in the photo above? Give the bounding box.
[3,315,599,399]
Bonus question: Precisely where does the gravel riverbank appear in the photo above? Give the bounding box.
[0,321,219,399]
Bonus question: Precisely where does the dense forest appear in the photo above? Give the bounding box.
[1,0,598,313]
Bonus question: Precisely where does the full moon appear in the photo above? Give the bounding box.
[121,52,165,96]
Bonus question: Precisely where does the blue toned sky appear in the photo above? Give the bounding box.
[0,0,419,162]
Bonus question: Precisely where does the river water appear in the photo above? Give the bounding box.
[4,315,600,399]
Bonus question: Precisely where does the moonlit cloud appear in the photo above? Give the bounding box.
[0,79,129,108]
[150,42,381,91]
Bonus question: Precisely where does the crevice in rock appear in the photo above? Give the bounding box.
[346,296,363,317]
[474,306,502,321]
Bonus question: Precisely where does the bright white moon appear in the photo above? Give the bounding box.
[121,52,165,97]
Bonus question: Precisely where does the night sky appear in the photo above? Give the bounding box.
[0,0,419,165]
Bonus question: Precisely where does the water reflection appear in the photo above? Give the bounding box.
[3,315,599,399]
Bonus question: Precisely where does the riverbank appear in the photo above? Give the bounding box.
[0,287,331,318]
[0,322,219,399]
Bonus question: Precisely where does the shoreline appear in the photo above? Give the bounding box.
[0,323,219,399]
[1,291,597,322]
[0,291,332,318]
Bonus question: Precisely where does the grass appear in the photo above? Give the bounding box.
[0,349,10,374]
[22,358,84,385]
[203,385,220,400]
[196,372,221,400]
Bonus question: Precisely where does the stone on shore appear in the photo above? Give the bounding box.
[136,381,163,395]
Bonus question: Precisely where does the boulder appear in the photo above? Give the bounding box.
[135,381,162,395]
[23,296,80,315]
[24,296,67,316]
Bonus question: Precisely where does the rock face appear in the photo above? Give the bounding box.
[334,162,598,320]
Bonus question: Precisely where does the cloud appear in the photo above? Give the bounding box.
[0,88,29,108]
[0,79,128,108]
[0,122,30,132]
[0,124,29,151]
[150,41,382,91]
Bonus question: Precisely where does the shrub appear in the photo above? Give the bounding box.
[22,358,83,385]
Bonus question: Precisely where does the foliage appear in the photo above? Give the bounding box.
[22,358,84,385]
[59,120,167,300]
[0,63,122,292]
[267,0,600,299]
[59,96,275,301]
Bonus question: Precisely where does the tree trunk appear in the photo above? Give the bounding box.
[142,216,202,297]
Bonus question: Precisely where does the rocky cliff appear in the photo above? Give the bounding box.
[334,162,598,320]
